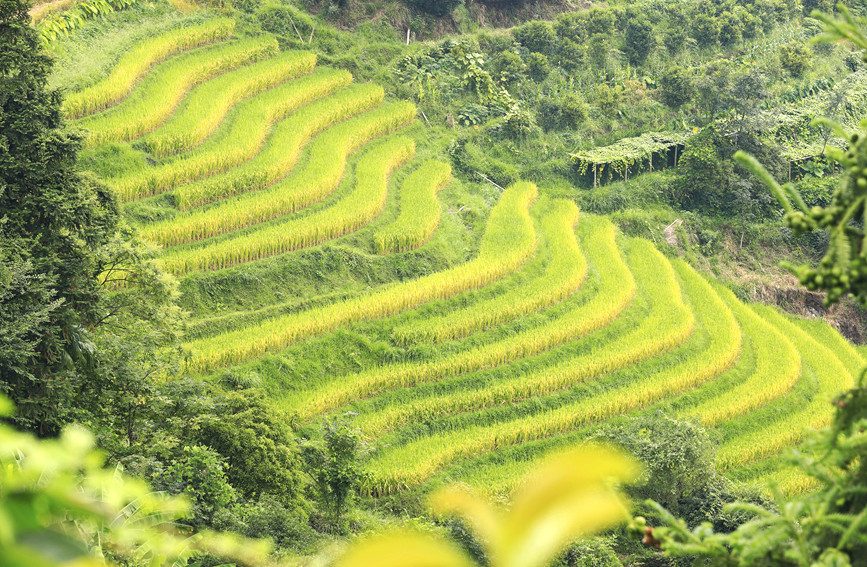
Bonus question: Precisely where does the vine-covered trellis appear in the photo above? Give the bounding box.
[571,131,694,186]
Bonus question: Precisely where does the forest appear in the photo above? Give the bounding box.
[2,0,867,565]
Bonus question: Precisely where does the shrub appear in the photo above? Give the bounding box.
[503,105,535,138]
[779,41,812,76]
[717,11,743,45]
[560,92,588,128]
[691,13,718,46]
[526,52,550,81]
[658,64,692,108]
[623,12,654,65]
[592,83,623,117]
[513,20,556,54]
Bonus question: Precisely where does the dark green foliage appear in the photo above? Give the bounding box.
[717,11,743,46]
[525,52,549,81]
[676,127,777,216]
[658,64,692,108]
[257,2,314,38]
[592,83,623,117]
[192,390,305,508]
[623,11,654,66]
[560,92,588,129]
[503,104,535,138]
[159,445,237,525]
[691,13,718,47]
[302,417,362,532]
[593,414,717,519]
[552,537,623,567]
[513,20,556,55]
[492,50,526,85]
[0,0,120,436]
[779,40,812,77]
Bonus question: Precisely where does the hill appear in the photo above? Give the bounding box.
[21,0,867,562]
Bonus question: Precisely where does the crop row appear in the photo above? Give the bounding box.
[141,51,316,157]
[714,304,854,469]
[685,290,801,426]
[76,36,278,147]
[356,237,694,437]
[113,70,358,202]
[172,82,383,210]
[148,101,416,252]
[372,160,452,254]
[391,199,584,346]
[362,258,741,495]
[792,317,865,376]
[63,18,236,118]
[162,136,415,273]
[291,214,636,422]
[181,182,539,374]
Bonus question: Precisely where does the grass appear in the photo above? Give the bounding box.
[171,82,386,210]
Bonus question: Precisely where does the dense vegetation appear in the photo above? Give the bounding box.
[2,0,867,565]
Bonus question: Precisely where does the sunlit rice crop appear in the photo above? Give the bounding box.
[142,51,316,157]
[181,182,539,373]
[373,160,452,254]
[76,35,278,146]
[146,101,416,249]
[63,18,235,118]
[112,69,357,202]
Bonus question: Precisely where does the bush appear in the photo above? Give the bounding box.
[658,64,692,108]
[691,13,718,46]
[779,41,812,76]
[717,11,743,45]
[623,13,654,65]
[513,20,556,54]
[503,105,535,138]
[257,3,314,38]
[493,50,526,85]
[560,92,588,128]
[526,52,550,81]
[592,83,623,117]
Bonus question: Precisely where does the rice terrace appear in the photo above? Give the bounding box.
[5,0,867,564]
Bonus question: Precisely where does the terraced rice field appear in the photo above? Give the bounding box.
[67,17,863,500]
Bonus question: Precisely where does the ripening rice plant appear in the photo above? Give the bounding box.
[390,198,584,345]
[792,316,865,376]
[356,237,694,437]
[112,69,356,202]
[162,137,414,271]
[148,101,416,249]
[141,51,316,157]
[685,289,801,426]
[714,304,854,470]
[76,36,278,146]
[63,18,235,118]
[171,82,383,209]
[292,213,636,422]
[362,258,741,493]
[373,160,452,254]
[182,182,539,373]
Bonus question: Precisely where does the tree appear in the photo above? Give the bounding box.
[691,13,719,47]
[1,0,183,443]
[779,40,812,77]
[623,12,654,66]
[658,64,692,108]
[0,0,119,436]
[302,417,362,532]
[513,20,556,55]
